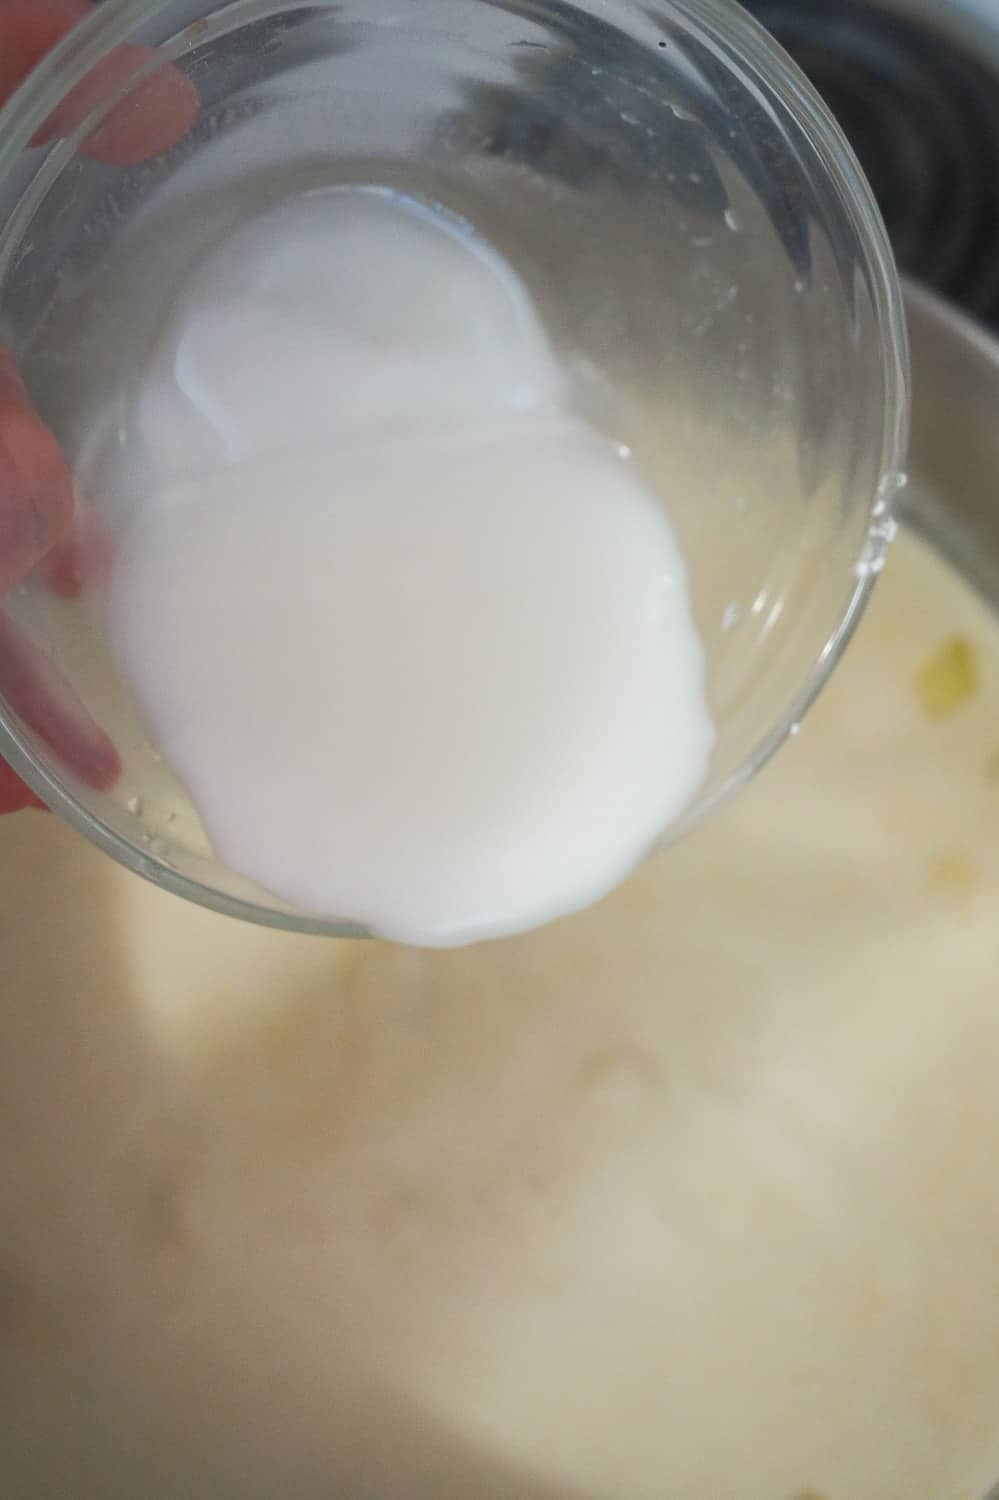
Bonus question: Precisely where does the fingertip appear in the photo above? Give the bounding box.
[73,723,122,792]
[34,45,200,167]
[38,504,114,599]
[84,65,199,167]
[37,539,83,599]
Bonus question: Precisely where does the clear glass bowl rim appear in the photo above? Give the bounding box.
[0,0,909,937]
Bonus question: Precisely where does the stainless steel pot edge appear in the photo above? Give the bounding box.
[903,280,999,608]
[902,279,999,1500]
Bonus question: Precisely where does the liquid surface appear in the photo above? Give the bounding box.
[109,188,712,945]
[4,532,999,1500]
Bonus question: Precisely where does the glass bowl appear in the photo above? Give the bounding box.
[0,0,908,937]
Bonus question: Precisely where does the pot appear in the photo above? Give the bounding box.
[1,279,999,1500]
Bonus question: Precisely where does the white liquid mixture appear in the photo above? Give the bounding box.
[4,533,999,1500]
[109,188,712,945]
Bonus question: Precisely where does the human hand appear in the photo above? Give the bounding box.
[0,0,198,812]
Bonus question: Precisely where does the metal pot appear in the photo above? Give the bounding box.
[906,283,999,602]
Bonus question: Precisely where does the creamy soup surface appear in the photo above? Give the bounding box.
[2,530,999,1500]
